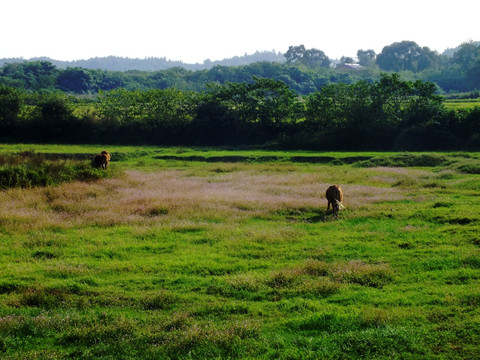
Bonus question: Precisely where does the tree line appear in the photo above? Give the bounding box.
[1,74,479,150]
[0,59,370,96]
[1,41,479,95]
[0,51,286,72]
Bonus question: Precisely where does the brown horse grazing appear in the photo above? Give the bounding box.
[93,153,109,169]
[101,150,111,162]
[326,185,344,218]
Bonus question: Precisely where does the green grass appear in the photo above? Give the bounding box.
[0,145,479,358]
[444,98,480,110]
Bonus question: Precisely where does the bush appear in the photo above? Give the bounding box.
[355,153,448,168]
[0,151,111,189]
[457,164,480,174]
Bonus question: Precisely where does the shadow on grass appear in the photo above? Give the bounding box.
[274,207,343,223]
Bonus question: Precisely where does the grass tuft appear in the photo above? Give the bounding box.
[331,261,394,288]
[18,287,69,309]
[141,290,178,310]
[299,259,330,276]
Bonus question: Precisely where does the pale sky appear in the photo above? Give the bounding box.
[2,0,479,63]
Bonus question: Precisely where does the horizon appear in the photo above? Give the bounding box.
[0,49,286,64]
[2,0,479,64]
[0,40,473,66]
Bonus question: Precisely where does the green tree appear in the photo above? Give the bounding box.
[401,79,444,127]
[357,49,376,66]
[246,77,303,136]
[302,49,330,68]
[192,83,247,145]
[339,56,355,65]
[371,73,413,125]
[424,65,466,92]
[57,68,92,93]
[417,47,438,71]
[97,88,137,127]
[0,61,58,90]
[97,88,197,143]
[0,85,23,137]
[452,41,480,70]
[305,81,377,148]
[304,73,446,149]
[466,59,480,89]
[284,45,306,64]
[305,82,351,133]
[92,69,127,91]
[284,46,330,68]
[376,41,439,72]
[31,93,88,142]
[192,77,301,144]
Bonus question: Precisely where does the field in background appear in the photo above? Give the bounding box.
[444,98,480,110]
[0,145,479,359]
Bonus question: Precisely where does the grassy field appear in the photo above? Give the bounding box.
[444,98,480,110]
[0,145,480,359]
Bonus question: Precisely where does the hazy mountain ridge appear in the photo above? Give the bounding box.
[0,51,285,72]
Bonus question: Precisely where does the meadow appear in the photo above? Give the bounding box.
[0,145,479,359]
[444,98,480,110]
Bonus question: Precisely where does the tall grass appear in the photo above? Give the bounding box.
[0,151,112,190]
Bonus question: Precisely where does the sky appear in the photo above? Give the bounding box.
[2,0,479,64]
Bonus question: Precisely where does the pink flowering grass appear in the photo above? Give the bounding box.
[0,167,408,233]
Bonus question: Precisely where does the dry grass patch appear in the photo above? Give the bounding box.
[0,167,408,233]
[341,185,404,208]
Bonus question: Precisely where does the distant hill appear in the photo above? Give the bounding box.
[442,41,480,57]
[0,51,286,72]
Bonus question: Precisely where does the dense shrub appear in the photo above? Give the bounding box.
[0,152,111,189]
